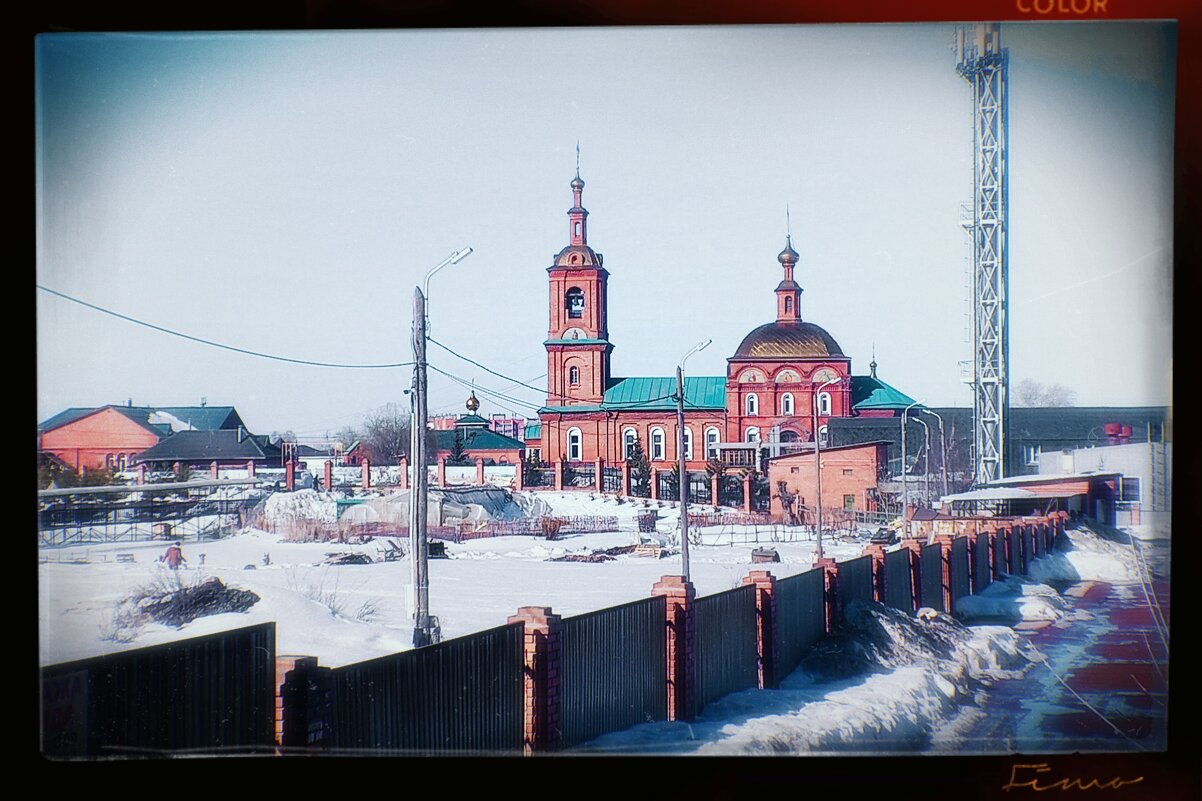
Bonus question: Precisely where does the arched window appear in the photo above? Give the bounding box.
[650,427,666,461]
[566,287,585,319]
[784,297,793,314]
[746,393,759,416]
[705,427,721,459]
[781,393,794,416]
[105,453,114,470]
[569,366,580,386]
[818,392,832,416]
[682,427,693,461]
[118,453,128,470]
[745,427,760,443]
[567,428,583,461]
[818,425,829,448]
[624,428,638,460]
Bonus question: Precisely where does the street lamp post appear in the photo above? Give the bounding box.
[410,246,473,648]
[676,338,712,583]
[900,399,924,539]
[914,416,931,506]
[920,408,949,499]
[812,377,840,560]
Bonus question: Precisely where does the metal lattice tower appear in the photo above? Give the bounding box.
[955,23,1010,485]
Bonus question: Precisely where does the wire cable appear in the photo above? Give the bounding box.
[38,284,414,369]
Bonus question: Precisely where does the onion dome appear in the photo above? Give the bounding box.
[734,321,844,359]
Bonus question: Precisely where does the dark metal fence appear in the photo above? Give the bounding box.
[526,467,555,488]
[559,596,667,748]
[718,475,743,508]
[565,462,595,489]
[1007,528,1022,575]
[920,544,945,612]
[656,471,677,501]
[687,472,711,505]
[601,466,622,494]
[993,531,1007,578]
[1022,526,1034,572]
[1031,524,1043,558]
[972,534,992,593]
[328,622,524,753]
[693,585,759,711]
[41,623,276,758]
[751,476,771,512]
[949,537,971,609]
[884,548,914,613]
[775,569,826,679]
[837,556,874,620]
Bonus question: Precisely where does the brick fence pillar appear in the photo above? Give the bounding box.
[651,576,696,722]
[514,458,524,491]
[361,459,371,490]
[506,606,562,754]
[861,544,888,604]
[742,472,753,514]
[554,459,565,491]
[137,463,147,485]
[172,461,182,479]
[594,458,604,492]
[621,461,631,497]
[324,460,333,493]
[210,460,219,480]
[649,468,659,500]
[710,474,720,509]
[398,456,409,490]
[897,538,924,612]
[285,460,296,492]
[280,656,334,749]
[247,460,255,479]
[436,457,447,488]
[813,556,840,634]
[475,457,485,486]
[742,570,779,690]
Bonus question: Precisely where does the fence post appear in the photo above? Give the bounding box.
[933,534,954,613]
[324,460,333,493]
[742,571,779,690]
[247,460,255,479]
[861,544,888,604]
[651,576,696,722]
[593,458,604,492]
[514,458,524,491]
[436,457,446,488]
[285,460,296,492]
[280,657,334,750]
[813,557,841,633]
[555,459,565,491]
[621,461,631,497]
[137,463,147,485]
[710,474,720,509]
[742,472,753,514]
[898,538,924,612]
[475,457,485,486]
[506,606,562,754]
[361,459,371,490]
[649,468,659,500]
[398,455,409,490]
[210,460,219,480]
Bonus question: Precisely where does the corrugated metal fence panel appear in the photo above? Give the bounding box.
[973,534,992,593]
[41,623,276,757]
[775,569,826,679]
[920,544,945,612]
[330,622,523,754]
[1023,526,1035,571]
[1008,528,1022,575]
[559,596,667,749]
[949,537,971,607]
[694,585,759,711]
[838,556,874,619]
[993,532,1007,578]
[884,548,914,613]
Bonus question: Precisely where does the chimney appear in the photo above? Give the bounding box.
[127,398,133,407]
[237,425,245,443]
[200,397,207,407]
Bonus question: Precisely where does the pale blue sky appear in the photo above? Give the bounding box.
[35,22,1175,438]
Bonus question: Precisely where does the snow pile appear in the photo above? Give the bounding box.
[259,489,338,525]
[955,579,1069,623]
[1025,528,1142,585]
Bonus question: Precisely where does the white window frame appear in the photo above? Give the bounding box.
[781,392,794,416]
[705,427,721,459]
[745,427,760,443]
[569,366,580,386]
[567,427,583,461]
[650,427,666,461]
[623,428,638,460]
[818,425,828,448]
[682,427,693,461]
[746,393,759,416]
[818,391,832,416]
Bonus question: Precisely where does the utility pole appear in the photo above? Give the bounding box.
[676,338,711,583]
[410,287,434,648]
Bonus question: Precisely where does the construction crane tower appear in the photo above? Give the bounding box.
[955,23,1010,485]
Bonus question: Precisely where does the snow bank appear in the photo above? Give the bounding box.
[260,489,338,525]
[1026,528,1143,585]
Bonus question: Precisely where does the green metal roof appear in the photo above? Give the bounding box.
[455,414,490,427]
[850,375,919,411]
[540,376,726,414]
[544,338,611,346]
[38,404,242,434]
[431,427,526,452]
[524,423,542,440]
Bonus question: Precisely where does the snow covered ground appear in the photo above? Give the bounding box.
[37,491,1163,755]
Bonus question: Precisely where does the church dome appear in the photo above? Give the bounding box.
[733,321,844,359]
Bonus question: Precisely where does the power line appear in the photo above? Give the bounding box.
[38,284,415,370]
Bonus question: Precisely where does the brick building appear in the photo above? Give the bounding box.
[766,442,890,522]
[531,170,918,473]
[430,394,525,465]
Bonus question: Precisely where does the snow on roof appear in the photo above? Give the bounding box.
[147,410,197,432]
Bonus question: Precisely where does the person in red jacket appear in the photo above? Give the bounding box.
[160,541,186,569]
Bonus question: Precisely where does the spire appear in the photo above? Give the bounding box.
[870,343,878,378]
[466,391,480,414]
[775,209,803,323]
[568,149,588,246]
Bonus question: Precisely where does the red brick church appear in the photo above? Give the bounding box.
[530,170,919,472]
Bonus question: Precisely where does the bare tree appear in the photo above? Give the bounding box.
[1041,383,1077,407]
[1015,378,1044,407]
[361,403,411,465]
[1015,379,1076,407]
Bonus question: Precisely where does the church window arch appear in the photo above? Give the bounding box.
[650,427,666,461]
[781,393,795,416]
[818,425,829,448]
[705,427,721,459]
[775,369,799,383]
[746,393,759,416]
[569,366,580,386]
[745,427,761,443]
[784,297,793,314]
[818,392,832,416]
[623,428,639,460]
[567,428,583,461]
[682,427,693,461]
[739,369,763,383]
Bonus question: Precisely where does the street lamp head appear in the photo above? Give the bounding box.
[680,338,713,369]
[450,247,474,265]
[424,246,474,297]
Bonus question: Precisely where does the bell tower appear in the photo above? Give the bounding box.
[545,159,612,407]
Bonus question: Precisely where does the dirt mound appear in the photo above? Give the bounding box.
[137,577,260,627]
